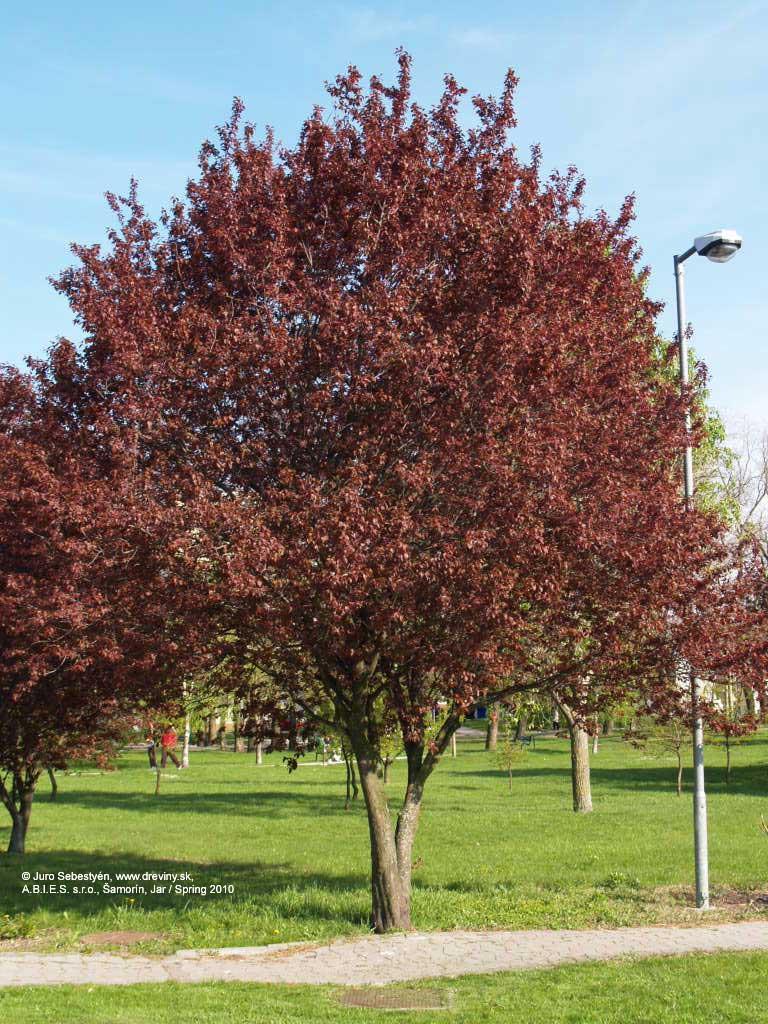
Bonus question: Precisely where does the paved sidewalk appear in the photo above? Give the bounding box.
[2,922,767,988]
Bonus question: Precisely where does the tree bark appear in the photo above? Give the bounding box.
[233,707,245,752]
[256,741,263,765]
[345,754,353,810]
[485,711,499,751]
[355,752,411,932]
[558,701,593,813]
[602,718,614,736]
[514,711,528,742]
[592,721,600,755]
[450,732,457,758]
[394,744,426,900]
[1,772,38,854]
[47,768,58,801]
[347,705,462,933]
[676,751,683,795]
[182,713,191,768]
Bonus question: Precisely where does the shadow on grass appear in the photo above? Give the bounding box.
[0,847,369,926]
[459,762,768,796]
[15,786,370,819]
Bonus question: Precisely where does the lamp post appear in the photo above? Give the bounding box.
[673,227,742,912]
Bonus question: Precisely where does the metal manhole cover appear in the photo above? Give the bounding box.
[338,987,452,1010]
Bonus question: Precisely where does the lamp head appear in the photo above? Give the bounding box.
[694,229,743,263]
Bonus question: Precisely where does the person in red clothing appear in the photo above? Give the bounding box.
[160,724,181,769]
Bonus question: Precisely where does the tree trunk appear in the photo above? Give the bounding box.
[676,751,683,795]
[450,732,457,758]
[2,774,37,854]
[356,755,411,932]
[47,768,58,801]
[602,718,614,736]
[558,702,593,813]
[182,713,191,769]
[154,767,162,797]
[256,741,263,765]
[508,769,513,792]
[347,708,461,933]
[383,759,390,783]
[345,755,352,810]
[725,738,731,785]
[570,726,593,813]
[233,707,245,752]
[485,712,499,751]
[394,745,425,907]
[8,811,28,854]
[206,715,216,746]
[217,725,226,750]
[514,712,528,741]
[592,722,600,755]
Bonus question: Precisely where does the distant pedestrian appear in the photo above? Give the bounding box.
[161,724,181,769]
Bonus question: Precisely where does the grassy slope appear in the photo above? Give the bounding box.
[1,953,766,1024]
[1,733,767,952]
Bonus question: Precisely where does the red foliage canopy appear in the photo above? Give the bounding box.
[32,54,766,918]
[48,56,761,725]
[0,365,206,813]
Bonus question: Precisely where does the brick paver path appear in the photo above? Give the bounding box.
[2,922,767,988]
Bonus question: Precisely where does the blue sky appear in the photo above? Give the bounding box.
[2,0,766,426]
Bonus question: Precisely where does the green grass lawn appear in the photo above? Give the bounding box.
[1,953,766,1024]
[1,733,767,954]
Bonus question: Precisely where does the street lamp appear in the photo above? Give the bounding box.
[673,227,743,912]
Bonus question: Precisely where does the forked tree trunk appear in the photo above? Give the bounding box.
[347,706,462,933]
[356,755,411,932]
[558,701,593,814]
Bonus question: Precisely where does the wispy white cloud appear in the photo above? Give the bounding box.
[449,27,518,50]
[0,145,195,205]
[334,7,433,42]
[0,215,74,244]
